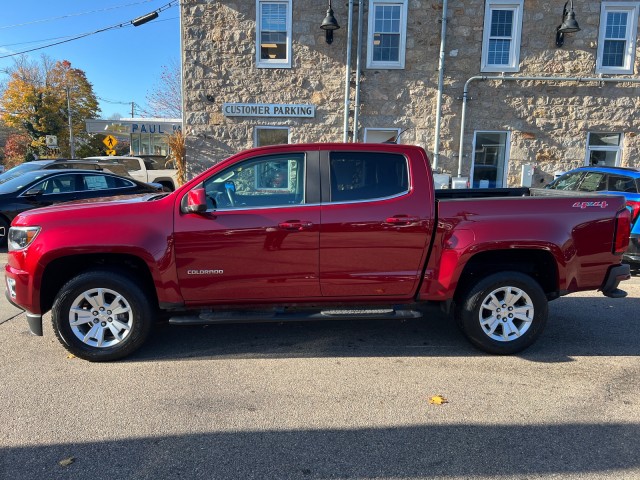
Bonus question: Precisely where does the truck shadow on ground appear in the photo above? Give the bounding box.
[2,423,639,479]
[135,294,640,363]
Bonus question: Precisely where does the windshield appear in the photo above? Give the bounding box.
[0,170,50,194]
[0,163,45,184]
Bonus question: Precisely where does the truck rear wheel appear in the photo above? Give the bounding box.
[455,271,548,355]
[51,270,153,361]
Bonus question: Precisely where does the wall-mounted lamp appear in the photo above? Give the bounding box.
[555,0,580,47]
[320,0,340,45]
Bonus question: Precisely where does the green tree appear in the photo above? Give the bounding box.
[0,56,100,158]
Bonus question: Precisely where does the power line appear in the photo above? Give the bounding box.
[0,0,156,30]
[0,18,178,49]
[97,96,132,105]
[0,1,178,60]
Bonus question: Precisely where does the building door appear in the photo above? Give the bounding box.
[471,131,510,188]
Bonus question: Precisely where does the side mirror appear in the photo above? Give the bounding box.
[185,188,208,213]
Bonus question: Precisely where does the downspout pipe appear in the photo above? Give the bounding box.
[342,0,354,142]
[352,0,364,142]
[432,0,448,170]
[457,75,640,177]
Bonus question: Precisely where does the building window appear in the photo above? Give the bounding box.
[256,0,292,68]
[586,133,622,167]
[254,126,289,147]
[596,2,639,74]
[471,131,510,188]
[130,133,169,155]
[366,0,408,69]
[364,128,401,143]
[481,0,523,73]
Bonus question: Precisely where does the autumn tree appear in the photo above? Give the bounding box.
[145,57,182,118]
[3,133,31,168]
[0,56,100,158]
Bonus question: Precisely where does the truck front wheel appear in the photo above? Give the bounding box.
[455,272,548,355]
[51,270,153,361]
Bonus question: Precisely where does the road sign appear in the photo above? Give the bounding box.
[106,150,117,156]
[103,135,118,149]
[45,135,58,148]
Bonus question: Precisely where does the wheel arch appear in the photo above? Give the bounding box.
[453,249,559,304]
[40,253,159,314]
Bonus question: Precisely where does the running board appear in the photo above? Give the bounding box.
[168,308,422,325]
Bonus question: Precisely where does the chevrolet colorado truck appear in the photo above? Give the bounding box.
[5,143,632,361]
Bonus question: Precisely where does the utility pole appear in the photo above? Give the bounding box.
[131,101,135,117]
[66,86,75,159]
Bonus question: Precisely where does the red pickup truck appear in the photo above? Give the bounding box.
[5,143,631,361]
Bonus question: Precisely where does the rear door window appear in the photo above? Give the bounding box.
[328,152,409,202]
[607,175,638,193]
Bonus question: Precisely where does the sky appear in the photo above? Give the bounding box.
[0,0,180,119]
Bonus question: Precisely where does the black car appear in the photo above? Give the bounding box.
[0,159,130,184]
[0,169,161,245]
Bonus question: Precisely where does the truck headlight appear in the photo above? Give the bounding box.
[8,226,41,251]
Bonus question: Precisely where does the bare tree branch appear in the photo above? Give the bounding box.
[145,57,182,118]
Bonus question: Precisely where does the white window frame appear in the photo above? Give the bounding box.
[584,132,623,167]
[596,2,639,75]
[364,128,402,143]
[366,0,408,70]
[256,0,292,69]
[254,126,290,147]
[480,0,523,73]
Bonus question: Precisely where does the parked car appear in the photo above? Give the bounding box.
[0,169,161,245]
[0,159,131,184]
[85,155,178,191]
[545,166,640,265]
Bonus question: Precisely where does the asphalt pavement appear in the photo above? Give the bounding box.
[1,251,639,480]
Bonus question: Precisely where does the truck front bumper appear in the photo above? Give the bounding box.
[4,288,43,336]
[600,263,631,298]
[5,263,43,336]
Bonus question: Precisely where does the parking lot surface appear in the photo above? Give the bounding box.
[1,250,639,480]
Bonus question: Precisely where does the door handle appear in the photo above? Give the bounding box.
[385,215,419,225]
[278,221,313,231]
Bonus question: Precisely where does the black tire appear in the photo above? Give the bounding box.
[0,217,9,247]
[51,270,154,361]
[454,271,548,355]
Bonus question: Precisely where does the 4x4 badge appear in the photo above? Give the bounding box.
[572,201,608,209]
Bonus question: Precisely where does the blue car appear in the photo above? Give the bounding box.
[546,166,640,267]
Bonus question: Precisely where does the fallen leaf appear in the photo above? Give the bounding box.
[429,394,448,405]
[59,457,75,467]
[66,354,76,359]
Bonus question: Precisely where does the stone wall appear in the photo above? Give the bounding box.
[181,0,640,184]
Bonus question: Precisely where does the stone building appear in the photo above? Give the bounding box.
[180,0,640,187]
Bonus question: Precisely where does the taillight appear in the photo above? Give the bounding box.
[614,208,631,255]
[626,200,640,223]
